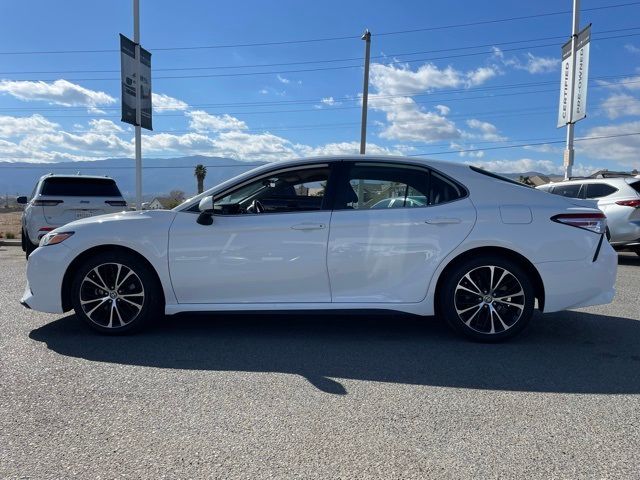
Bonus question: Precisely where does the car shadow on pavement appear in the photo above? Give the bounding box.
[30,310,640,395]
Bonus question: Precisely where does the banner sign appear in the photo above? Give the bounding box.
[557,24,591,128]
[557,39,573,128]
[120,34,152,130]
[572,25,591,123]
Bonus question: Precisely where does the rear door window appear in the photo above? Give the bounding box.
[629,180,640,194]
[551,184,582,198]
[41,178,122,197]
[584,183,618,199]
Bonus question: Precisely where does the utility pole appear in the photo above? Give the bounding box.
[564,0,580,180]
[133,0,143,208]
[359,29,371,155]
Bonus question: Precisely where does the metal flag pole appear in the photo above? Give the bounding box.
[134,0,142,209]
[564,0,580,180]
[359,29,371,155]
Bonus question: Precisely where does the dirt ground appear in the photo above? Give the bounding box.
[0,210,22,239]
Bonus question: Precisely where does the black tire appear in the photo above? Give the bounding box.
[438,255,535,342]
[71,250,163,334]
[23,230,37,259]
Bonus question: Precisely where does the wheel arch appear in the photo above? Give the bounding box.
[61,244,165,312]
[433,246,545,314]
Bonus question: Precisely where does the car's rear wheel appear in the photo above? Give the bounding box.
[439,255,535,342]
[71,251,162,334]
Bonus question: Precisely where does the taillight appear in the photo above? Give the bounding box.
[615,199,640,208]
[105,200,127,207]
[33,200,63,206]
[551,212,607,234]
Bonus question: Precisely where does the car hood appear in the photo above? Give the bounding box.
[61,209,177,229]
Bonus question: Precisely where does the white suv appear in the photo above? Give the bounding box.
[537,176,640,254]
[18,174,129,258]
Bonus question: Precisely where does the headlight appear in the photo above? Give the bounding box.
[40,231,74,247]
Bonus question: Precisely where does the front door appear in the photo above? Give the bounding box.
[327,162,476,303]
[168,164,334,304]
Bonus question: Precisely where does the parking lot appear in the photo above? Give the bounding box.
[1,246,639,479]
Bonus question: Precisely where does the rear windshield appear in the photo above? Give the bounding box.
[469,166,532,188]
[41,177,122,197]
[629,180,640,194]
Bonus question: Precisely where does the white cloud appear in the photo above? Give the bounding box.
[580,121,640,166]
[213,131,297,161]
[596,75,640,92]
[370,95,460,142]
[297,141,401,157]
[186,110,248,132]
[492,48,559,74]
[465,119,507,142]
[88,119,124,134]
[467,158,602,176]
[143,133,215,154]
[152,93,188,111]
[625,44,640,54]
[0,79,115,108]
[435,105,450,116]
[601,93,640,119]
[22,131,133,156]
[370,62,498,96]
[321,96,339,106]
[277,74,290,84]
[259,88,269,95]
[0,114,59,138]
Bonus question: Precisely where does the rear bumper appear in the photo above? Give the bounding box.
[536,240,617,312]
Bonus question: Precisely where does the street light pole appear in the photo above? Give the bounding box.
[133,0,142,209]
[359,29,371,155]
[564,0,580,180]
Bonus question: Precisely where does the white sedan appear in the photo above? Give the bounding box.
[21,156,617,341]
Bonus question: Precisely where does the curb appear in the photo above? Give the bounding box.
[0,239,21,247]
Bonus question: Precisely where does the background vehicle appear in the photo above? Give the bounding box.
[17,174,128,258]
[537,175,640,255]
[21,156,616,342]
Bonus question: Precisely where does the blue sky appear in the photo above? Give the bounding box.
[0,0,640,175]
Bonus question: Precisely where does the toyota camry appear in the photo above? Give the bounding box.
[21,156,617,341]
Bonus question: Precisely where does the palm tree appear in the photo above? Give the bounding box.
[194,164,207,194]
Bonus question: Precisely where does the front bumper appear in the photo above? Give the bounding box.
[536,240,617,313]
[20,243,72,314]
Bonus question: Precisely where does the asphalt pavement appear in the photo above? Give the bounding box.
[1,246,639,479]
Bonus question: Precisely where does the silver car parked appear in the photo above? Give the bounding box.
[537,175,640,255]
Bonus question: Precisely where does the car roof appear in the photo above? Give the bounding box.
[541,177,634,186]
[38,173,115,182]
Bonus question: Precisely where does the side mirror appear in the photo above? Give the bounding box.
[197,197,214,226]
[16,196,27,205]
[198,196,213,212]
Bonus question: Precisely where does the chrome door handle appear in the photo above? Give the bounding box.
[291,223,326,231]
[425,218,461,225]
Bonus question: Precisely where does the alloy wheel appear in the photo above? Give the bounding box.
[79,263,145,329]
[454,265,526,335]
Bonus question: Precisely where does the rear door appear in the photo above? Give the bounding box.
[327,162,476,303]
[38,177,126,226]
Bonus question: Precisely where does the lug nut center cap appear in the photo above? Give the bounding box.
[483,295,494,304]
[109,291,118,299]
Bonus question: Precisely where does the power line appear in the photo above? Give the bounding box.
[0,73,637,115]
[3,26,639,76]
[1,2,639,56]
[4,30,638,83]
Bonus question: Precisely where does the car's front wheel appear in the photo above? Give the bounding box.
[71,251,162,334]
[439,255,535,342]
